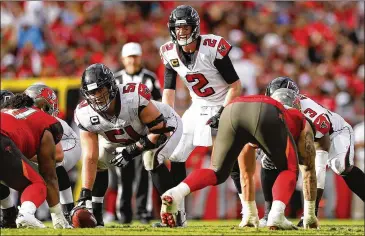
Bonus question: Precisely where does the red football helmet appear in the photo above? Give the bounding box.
[24,84,59,116]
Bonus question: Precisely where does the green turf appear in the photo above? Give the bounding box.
[2,219,364,235]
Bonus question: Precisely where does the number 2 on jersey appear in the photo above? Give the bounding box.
[186,73,215,97]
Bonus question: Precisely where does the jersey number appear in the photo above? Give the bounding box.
[186,73,215,97]
[104,125,141,145]
[4,108,37,119]
[303,108,331,134]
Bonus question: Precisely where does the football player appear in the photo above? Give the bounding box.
[158,5,242,226]
[1,94,70,229]
[259,77,365,227]
[73,63,182,227]
[159,93,318,229]
[24,84,81,222]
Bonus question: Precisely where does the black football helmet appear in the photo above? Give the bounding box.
[80,63,118,113]
[24,84,59,116]
[168,5,200,46]
[0,90,14,105]
[265,76,300,96]
[271,88,301,110]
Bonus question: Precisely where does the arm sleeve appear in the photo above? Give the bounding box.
[214,51,240,84]
[163,63,177,90]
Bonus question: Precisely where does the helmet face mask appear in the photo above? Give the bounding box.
[168,5,200,46]
[271,88,301,110]
[81,64,118,114]
[265,76,300,96]
[24,85,59,116]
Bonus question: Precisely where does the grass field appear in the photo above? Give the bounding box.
[2,219,364,235]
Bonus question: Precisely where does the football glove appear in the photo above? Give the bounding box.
[206,106,224,129]
[110,144,141,167]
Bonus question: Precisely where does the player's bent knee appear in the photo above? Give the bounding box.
[328,158,346,175]
[143,150,156,171]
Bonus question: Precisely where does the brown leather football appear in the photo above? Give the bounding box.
[71,207,97,228]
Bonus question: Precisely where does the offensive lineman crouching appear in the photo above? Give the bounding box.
[73,64,182,226]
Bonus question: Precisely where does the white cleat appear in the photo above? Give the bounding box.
[267,212,297,230]
[160,190,182,227]
[16,211,46,229]
[258,217,267,228]
[239,213,259,228]
[303,215,319,229]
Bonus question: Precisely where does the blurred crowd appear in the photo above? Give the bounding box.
[1,1,364,125]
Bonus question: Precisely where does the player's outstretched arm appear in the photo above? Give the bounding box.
[38,129,60,207]
[162,89,176,109]
[79,130,99,190]
[297,120,319,228]
[223,80,242,107]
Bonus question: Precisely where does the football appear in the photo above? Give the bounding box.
[71,207,97,228]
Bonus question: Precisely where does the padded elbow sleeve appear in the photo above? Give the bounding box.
[315,150,328,189]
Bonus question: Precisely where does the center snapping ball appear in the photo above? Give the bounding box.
[71,206,97,228]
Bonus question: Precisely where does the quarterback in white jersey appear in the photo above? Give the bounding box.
[159,5,243,227]
[158,5,243,227]
[73,63,182,227]
[260,77,365,227]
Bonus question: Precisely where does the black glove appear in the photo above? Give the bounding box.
[75,188,92,212]
[206,106,224,129]
[110,143,142,167]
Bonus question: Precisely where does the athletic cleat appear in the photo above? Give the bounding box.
[16,210,46,229]
[267,212,297,230]
[258,217,268,228]
[0,207,18,228]
[160,192,178,228]
[153,211,187,228]
[239,213,259,228]
[297,216,304,227]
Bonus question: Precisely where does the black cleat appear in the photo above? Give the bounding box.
[0,206,18,228]
[92,203,104,227]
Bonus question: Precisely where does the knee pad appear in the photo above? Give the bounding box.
[143,150,157,171]
[315,150,328,189]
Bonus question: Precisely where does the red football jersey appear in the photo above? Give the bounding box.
[231,95,306,140]
[1,107,62,159]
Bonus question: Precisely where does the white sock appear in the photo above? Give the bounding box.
[173,182,190,198]
[20,201,37,215]
[59,187,74,204]
[270,200,286,215]
[1,194,14,209]
[92,196,104,203]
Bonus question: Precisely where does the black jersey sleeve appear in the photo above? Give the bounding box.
[163,63,178,90]
[214,52,240,84]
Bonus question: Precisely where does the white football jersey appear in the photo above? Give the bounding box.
[74,83,177,146]
[160,34,232,106]
[300,95,347,139]
[56,117,79,152]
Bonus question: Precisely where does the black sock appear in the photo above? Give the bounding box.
[0,183,10,201]
[171,162,186,187]
[342,166,365,201]
[261,167,280,218]
[230,160,242,194]
[150,164,174,195]
[92,170,109,197]
[56,166,71,191]
[315,188,324,216]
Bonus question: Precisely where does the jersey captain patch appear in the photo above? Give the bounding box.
[170,59,180,67]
